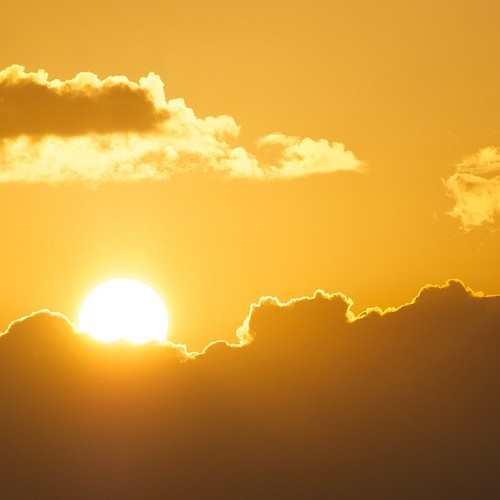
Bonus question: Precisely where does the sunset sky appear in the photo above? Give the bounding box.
[1,1,500,497]
[1,0,499,349]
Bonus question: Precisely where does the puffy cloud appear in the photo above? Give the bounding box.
[444,146,500,229]
[0,65,364,183]
[256,133,364,178]
[1,308,192,361]
[1,280,500,497]
[0,65,167,137]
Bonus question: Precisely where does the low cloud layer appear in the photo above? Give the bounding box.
[1,280,499,498]
[445,146,500,229]
[0,65,364,183]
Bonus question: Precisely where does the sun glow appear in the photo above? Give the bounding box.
[78,279,169,344]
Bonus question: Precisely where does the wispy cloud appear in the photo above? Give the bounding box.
[445,146,500,229]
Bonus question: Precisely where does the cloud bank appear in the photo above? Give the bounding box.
[0,65,364,183]
[1,280,499,498]
[445,146,500,229]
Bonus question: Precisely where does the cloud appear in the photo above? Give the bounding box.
[1,308,192,361]
[444,146,500,229]
[1,280,499,497]
[0,65,365,183]
[0,65,167,137]
[256,133,364,178]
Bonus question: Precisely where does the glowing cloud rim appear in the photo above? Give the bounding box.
[1,279,497,361]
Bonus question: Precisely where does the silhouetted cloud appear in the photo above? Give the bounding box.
[0,65,167,138]
[445,146,500,229]
[0,65,365,183]
[1,280,499,498]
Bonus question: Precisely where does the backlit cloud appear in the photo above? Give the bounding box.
[1,280,499,497]
[444,146,500,229]
[0,65,365,183]
[0,65,167,137]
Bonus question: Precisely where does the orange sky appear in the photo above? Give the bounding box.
[1,2,500,498]
[1,0,500,351]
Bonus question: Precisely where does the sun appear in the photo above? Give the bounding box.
[78,279,169,344]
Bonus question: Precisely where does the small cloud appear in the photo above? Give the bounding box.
[0,65,365,184]
[444,146,500,229]
[257,133,365,178]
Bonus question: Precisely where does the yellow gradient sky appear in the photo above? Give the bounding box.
[1,0,500,349]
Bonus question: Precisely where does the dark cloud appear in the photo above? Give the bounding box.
[0,65,167,138]
[1,281,499,498]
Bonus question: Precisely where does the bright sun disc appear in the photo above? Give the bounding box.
[78,279,169,344]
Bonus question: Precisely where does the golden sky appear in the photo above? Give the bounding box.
[1,0,500,350]
[1,1,500,497]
